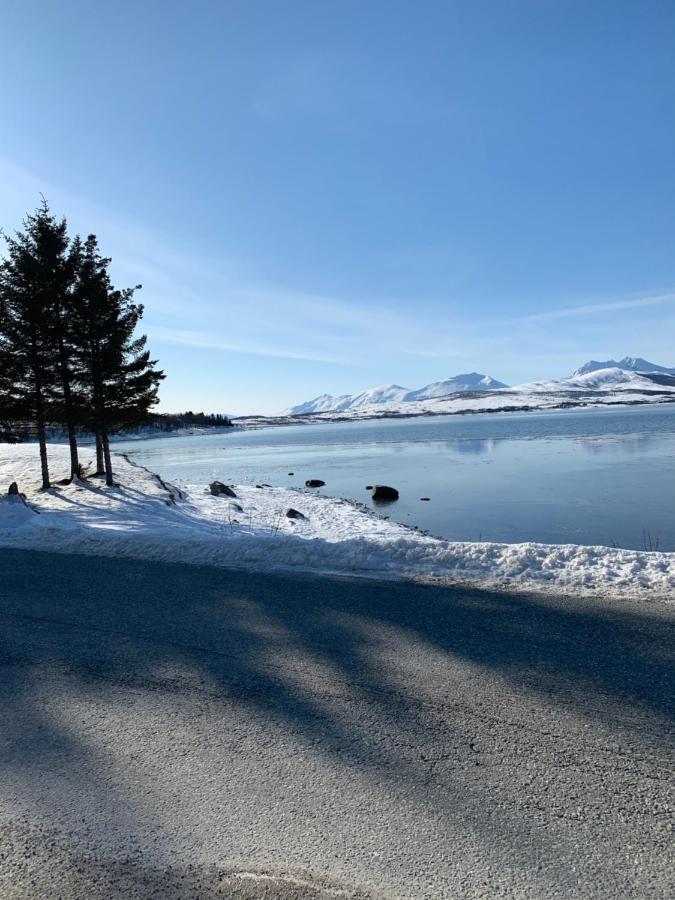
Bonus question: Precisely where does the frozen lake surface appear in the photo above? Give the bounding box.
[117,404,675,551]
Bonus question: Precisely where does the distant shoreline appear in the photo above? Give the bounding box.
[234,391,675,430]
[3,392,674,447]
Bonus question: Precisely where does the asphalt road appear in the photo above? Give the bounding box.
[0,549,672,899]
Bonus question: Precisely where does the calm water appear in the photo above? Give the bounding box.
[117,405,675,550]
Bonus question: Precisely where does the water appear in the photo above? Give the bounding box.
[117,404,675,550]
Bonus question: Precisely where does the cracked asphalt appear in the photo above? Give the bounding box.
[0,548,673,898]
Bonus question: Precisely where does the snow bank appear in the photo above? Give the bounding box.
[0,494,38,529]
[0,444,673,602]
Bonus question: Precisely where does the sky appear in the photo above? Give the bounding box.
[1,0,674,415]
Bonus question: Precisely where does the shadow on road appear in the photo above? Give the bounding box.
[0,548,672,896]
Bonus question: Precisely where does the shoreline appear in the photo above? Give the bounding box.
[0,443,673,603]
[5,394,675,446]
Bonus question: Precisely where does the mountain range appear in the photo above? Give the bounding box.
[286,358,675,415]
[287,373,508,415]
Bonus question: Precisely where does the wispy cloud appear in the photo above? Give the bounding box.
[521,292,675,322]
[0,156,419,361]
[149,325,356,365]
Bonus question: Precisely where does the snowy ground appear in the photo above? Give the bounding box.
[1,444,673,602]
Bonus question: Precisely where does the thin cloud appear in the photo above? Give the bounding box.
[149,326,356,366]
[522,293,675,322]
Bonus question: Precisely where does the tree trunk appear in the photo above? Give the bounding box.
[30,333,50,490]
[67,422,80,479]
[102,431,114,487]
[95,432,104,475]
[37,420,50,490]
[58,338,80,480]
[33,379,50,490]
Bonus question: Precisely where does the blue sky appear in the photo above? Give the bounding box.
[1,1,674,414]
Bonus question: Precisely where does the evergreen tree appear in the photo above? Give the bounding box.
[71,235,164,485]
[0,202,68,488]
[0,312,26,440]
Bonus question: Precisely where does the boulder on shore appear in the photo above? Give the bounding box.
[209,481,237,498]
[371,484,399,502]
[305,479,325,488]
[286,508,306,519]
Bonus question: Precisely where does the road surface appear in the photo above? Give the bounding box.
[0,548,672,898]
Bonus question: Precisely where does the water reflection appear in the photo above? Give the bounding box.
[447,438,498,456]
[576,433,663,455]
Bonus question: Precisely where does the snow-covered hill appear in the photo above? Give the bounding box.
[404,373,507,400]
[512,367,671,392]
[287,373,506,415]
[572,357,675,377]
[288,385,410,415]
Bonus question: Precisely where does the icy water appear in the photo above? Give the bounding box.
[117,404,675,550]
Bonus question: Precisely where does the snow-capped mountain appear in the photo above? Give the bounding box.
[286,373,506,415]
[288,385,410,416]
[572,357,675,377]
[404,373,508,401]
[514,367,671,392]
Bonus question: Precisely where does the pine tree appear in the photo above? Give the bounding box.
[0,202,68,488]
[0,312,26,441]
[71,235,164,486]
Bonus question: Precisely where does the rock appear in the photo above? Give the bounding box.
[286,508,306,519]
[8,482,19,495]
[365,485,373,490]
[305,479,325,488]
[288,472,294,476]
[371,484,399,502]
[230,502,244,512]
[210,481,237,498]
[420,497,430,501]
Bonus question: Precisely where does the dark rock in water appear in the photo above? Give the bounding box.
[305,479,325,488]
[371,485,399,502]
[288,472,294,476]
[261,483,272,487]
[286,508,306,519]
[365,485,373,490]
[420,497,431,501]
[210,481,237,497]
[8,482,19,495]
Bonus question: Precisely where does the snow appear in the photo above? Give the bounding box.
[405,373,508,400]
[512,367,669,392]
[1,444,673,603]
[286,385,411,415]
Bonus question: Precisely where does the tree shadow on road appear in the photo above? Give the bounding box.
[0,548,673,897]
